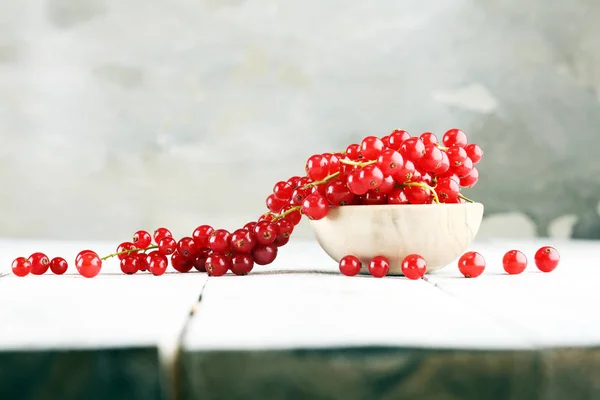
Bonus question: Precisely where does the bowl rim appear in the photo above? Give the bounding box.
[322,202,484,210]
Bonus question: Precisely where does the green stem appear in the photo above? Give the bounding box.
[272,205,302,222]
[101,245,158,261]
[458,193,474,203]
[436,144,449,151]
[301,172,340,189]
[338,158,377,167]
[402,182,440,204]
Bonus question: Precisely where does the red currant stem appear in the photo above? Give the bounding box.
[402,182,440,204]
[338,158,377,167]
[436,144,449,151]
[100,245,158,261]
[272,205,302,222]
[458,193,474,203]
[302,171,341,189]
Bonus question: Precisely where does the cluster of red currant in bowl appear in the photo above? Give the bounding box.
[336,246,561,279]
[10,128,485,279]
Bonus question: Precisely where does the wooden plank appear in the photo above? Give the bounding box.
[0,239,208,400]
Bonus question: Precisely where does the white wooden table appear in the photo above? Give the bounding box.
[1,238,598,400]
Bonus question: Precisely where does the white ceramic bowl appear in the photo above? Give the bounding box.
[309,203,484,275]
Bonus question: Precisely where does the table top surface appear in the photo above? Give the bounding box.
[1,237,598,353]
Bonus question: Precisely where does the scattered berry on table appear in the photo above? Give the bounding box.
[368,256,390,278]
[49,257,68,275]
[11,257,31,277]
[457,251,485,278]
[401,254,427,280]
[339,255,362,276]
[503,250,527,275]
[534,246,560,273]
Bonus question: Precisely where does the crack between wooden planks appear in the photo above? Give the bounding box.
[170,277,210,400]
[421,275,542,348]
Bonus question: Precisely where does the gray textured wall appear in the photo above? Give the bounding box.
[1,0,599,241]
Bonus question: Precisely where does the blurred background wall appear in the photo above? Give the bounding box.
[1,0,599,241]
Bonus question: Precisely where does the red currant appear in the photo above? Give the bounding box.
[360,136,385,160]
[324,153,341,174]
[358,165,384,190]
[276,219,294,238]
[400,137,426,161]
[281,205,302,226]
[116,242,138,261]
[393,160,416,183]
[192,248,211,272]
[465,143,483,164]
[28,252,50,275]
[420,132,438,145]
[171,251,194,273]
[446,145,467,167]
[76,251,102,278]
[302,192,330,220]
[363,191,387,205]
[177,237,198,258]
[339,255,362,276]
[453,156,474,178]
[457,251,485,278]
[208,229,232,253]
[436,177,460,203]
[231,228,256,253]
[324,181,352,205]
[345,143,362,160]
[290,187,311,206]
[381,135,391,148]
[419,144,444,172]
[192,225,214,247]
[120,256,138,275]
[231,253,254,276]
[132,230,152,249]
[11,257,31,277]
[459,167,479,187]
[375,175,395,195]
[75,250,95,263]
[376,149,403,176]
[346,169,369,195]
[147,251,168,276]
[534,246,560,273]
[206,253,230,276]
[388,129,411,150]
[253,221,277,245]
[49,257,68,275]
[157,236,176,256]
[368,256,390,278]
[403,185,431,204]
[266,194,287,213]
[503,250,527,275]
[153,227,172,244]
[273,234,290,247]
[252,244,278,265]
[401,254,427,280]
[305,154,330,181]
[286,176,302,189]
[388,188,409,204]
[432,150,450,175]
[273,181,293,200]
[442,128,468,148]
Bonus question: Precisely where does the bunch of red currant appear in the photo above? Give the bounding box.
[11,128,485,278]
[336,246,560,279]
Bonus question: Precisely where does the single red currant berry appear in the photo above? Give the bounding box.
[132,230,152,249]
[206,253,230,276]
[432,150,450,175]
[401,254,427,280]
[465,143,483,163]
[177,237,198,259]
[302,192,330,220]
[252,244,278,265]
[134,253,148,271]
[345,143,362,160]
[446,145,467,167]
[158,236,177,256]
[339,255,362,276]
[49,257,68,275]
[534,246,560,273]
[387,188,409,204]
[400,137,426,161]
[305,154,330,181]
[388,129,411,150]
[230,253,254,276]
[419,144,444,172]
[323,153,341,174]
[375,175,395,195]
[459,167,479,187]
[381,135,391,148]
[28,252,50,275]
[192,248,211,272]
[273,180,294,200]
[192,225,214,247]
[281,205,302,226]
[276,219,294,238]
[208,229,232,253]
[286,176,302,189]
[403,185,432,204]
[453,156,474,178]
[171,251,194,273]
[442,128,468,148]
[120,256,138,275]
[290,187,311,206]
[147,251,168,276]
[458,252,485,278]
[503,250,527,275]
[393,160,416,183]
[243,221,257,232]
[116,242,138,261]
[436,177,461,203]
[75,250,95,264]
[253,221,277,245]
[360,136,385,160]
[76,251,102,278]
[363,191,387,205]
[376,149,404,176]
[266,194,287,213]
[368,256,390,278]
[153,227,172,244]
[11,257,31,277]
[358,165,384,190]
[420,132,438,145]
[346,169,369,195]
[259,213,275,222]
[231,228,256,253]
[273,234,290,247]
